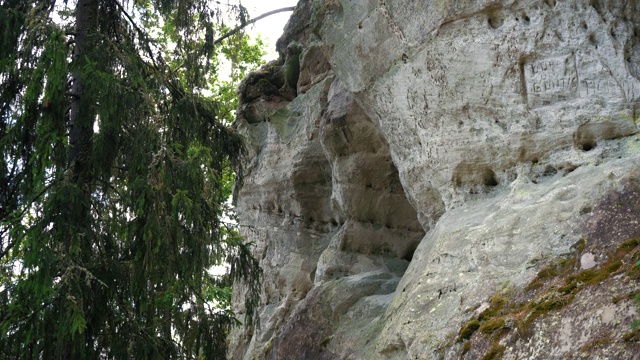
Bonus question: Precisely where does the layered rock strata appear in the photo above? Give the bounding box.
[229,0,640,359]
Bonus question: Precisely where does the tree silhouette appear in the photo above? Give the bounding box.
[0,0,283,358]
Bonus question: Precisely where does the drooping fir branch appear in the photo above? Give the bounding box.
[111,0,163,70]
[0,179,59,258]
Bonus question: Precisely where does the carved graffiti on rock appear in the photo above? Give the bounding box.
[524,54,578,107]
[524,54,638,106]
[579,78,637,100]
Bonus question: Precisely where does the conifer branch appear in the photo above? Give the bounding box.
[0,180,58,259]
[0,180,58,226]
[213,7,296,46]
[0,233,18,260]
[113,0,163,70]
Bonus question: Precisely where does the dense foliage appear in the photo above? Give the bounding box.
[0,0,265,358]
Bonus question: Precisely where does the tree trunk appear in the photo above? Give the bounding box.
[68,0,98,183]
[63,1,98,357]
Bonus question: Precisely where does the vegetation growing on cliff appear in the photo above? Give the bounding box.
[452,237,640,359]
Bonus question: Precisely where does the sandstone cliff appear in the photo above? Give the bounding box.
[229,1,640,358]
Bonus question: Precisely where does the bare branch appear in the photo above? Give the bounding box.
[213,7,296,46]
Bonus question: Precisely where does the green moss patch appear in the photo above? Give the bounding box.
[578,334,611,352]
[478,295,507,321]
[524,279,544,291]
[320,337,331,348]
[479,317,506,334]
[617,238,640,254]
[480,343,505,360]
[576,268,608,285]
[535,266,558,281]
[525,292,575,325]
[462,340,472,355]
[606,259,623,273]
[457,320,481,342]
[623,328,640,343]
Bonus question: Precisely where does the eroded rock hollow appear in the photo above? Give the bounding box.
[229,0,640,358]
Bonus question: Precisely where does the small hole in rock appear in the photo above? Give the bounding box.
[543,165,557,177]
[580,206,593,215]
[565,165,578,173]
[403,246,417,262]
[483,169,499,187]
[581,141,596,151]
[487,13,504,29]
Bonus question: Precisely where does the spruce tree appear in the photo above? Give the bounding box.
[0,0,264,358]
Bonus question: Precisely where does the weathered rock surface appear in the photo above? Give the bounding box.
[229,0,640,359]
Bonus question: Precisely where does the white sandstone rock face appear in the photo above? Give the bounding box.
[229,0,640,359]
[318,0,640,225]
[229,67,424,360]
